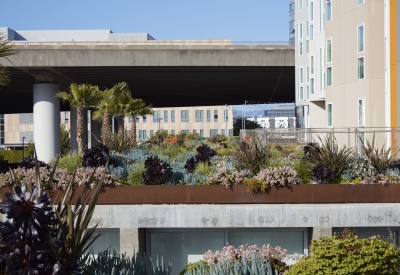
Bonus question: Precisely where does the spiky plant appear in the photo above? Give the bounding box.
[359,133,399,173]
[0,32,15,88]
[306,136,352,177]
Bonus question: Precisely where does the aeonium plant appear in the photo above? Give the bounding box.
[0,153,106,275]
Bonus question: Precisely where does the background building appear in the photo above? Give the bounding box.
[293,0,393,130]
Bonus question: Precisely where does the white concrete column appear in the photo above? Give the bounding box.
[70,107,88,151]
[312,227,332,240]
[33,83,60,163]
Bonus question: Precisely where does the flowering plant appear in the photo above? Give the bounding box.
[203,244,301,273]
[206,168,250,187]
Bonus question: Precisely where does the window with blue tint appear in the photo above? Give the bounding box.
[171,111,175,123]
[326,1,332,21]
[164,110,168,122]
[181,110,189,122]
[214,110,218,122]
[207,110,211,122]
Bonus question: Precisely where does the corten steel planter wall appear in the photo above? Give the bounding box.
[2,184,400,204]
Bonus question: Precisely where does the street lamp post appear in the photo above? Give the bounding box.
[22,137,26,160]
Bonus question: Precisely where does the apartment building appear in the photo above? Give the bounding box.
[293,0,396,130]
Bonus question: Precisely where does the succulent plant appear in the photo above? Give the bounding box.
[184,157,199,173]
[311,164,335,184]
[142,156,173,185]
[196,144,217,163]
[345,155,376,179]
[82,144,112,168]
[18,156,50,170]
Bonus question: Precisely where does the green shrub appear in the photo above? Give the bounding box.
[49,152,83,172]
[180,260,209,275]
[216,148,231,156]
[208,134,228,144]
[293,159,312,183]
[127,162,145,185]
[0,150,27,163]
[287,229,400,275]
[60,124,71,155]
[194,162,216,176]
[101,132,136,153]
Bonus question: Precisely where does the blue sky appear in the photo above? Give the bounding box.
[1,0,289,41]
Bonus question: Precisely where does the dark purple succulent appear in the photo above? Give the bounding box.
[0,185,58,244]
[303,143,320,159]
[6,245,45,275]
[311,164,335,184]
[184,157,199,173]
[141,156,173,185]
[82,144,111,168]
[18,156,50,170]
[196,144,217,163]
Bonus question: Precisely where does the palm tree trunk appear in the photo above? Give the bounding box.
[77,106,85,152]
[131,117,137,141]
[102,108,111,139]
[118,113,125,135]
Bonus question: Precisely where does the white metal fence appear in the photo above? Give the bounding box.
[240,128,400,155]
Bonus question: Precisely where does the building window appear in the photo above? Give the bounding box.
[125,130,131,135]
[306,40,309,53]
[319,48,323,91]
[143,116,147,123]
[139,130,147,141]
[299,87,304,100]
[299,22,303,39]
[311,78,315,94]
[171,110,175,123]
[299,41,303,55]
[306,86,310,99]
[327,67,332,86]
[207,110,211,122]
[358,57,365,79]
[182,130,189,134]
[150,130,154,137]
[320,0,324,31]
[358,98,365,127]
[224,110,228,122]
[171,130,175,135]
[327,38,332,63]
[164,110,168,122]
[128,116,132,123]
[181,110,189,122]
[311,56,314,74]
[210,129,218,137]
[221,129,226,136]
[20,131,34,143]
[357,0,364,5]
[298,0,303,10]
[326,1,332,21]
[195,110,204,122]
[200,129,204,137]
[310,25,314,40]
[307,66,310,82]
[19,113,33,124]
[310,2,314,20]
[153,111,160,123]
[306,21,309,36]
[358,24,364,53]
[64,112,69,124]
[135,115,140,123]
[214,110,218,122]
[299,67,304,83]
[327,103,333,127]
[229,129,233,137]
[88,229,120,255]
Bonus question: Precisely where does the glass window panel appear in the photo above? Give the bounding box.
[214,110,218,122]
[87,229,120,255]
[358,25,364,52]
[164,110,168,122]
[311,56,314,74]
[310,25,314,40]
[207,110,211,122]
[299,42,303,55]
[306,40,309,53]
[358,98,364,126]
[358,57,364,79]
[200,129,204,137]
[326,2,332,21]
[327,67,332,86]
[327,103,333,127]
[357,0,364,6]
[150,232,224,275]
[181,110,189,122]
[310,2,314,20]
[228,231,304,255]
[327,39,332,62]
[171,111,175,123]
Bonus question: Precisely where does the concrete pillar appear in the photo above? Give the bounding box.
[120,228,144,257]
[312,227,332,240]
[70,107,88,151]
[33,83,60,163]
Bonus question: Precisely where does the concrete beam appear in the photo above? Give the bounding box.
[3,45,295,67]
[88,204,400,229]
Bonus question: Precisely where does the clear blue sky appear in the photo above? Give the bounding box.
[1,0,289,41]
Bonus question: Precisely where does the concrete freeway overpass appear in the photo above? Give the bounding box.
[1,42,295,113]
[0,41,295,161]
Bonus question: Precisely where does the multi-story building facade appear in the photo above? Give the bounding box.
[293,0,397,130]
[0,105,233,148]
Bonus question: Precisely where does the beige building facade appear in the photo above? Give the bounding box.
[294,0,394,130]
[1,105,233,148]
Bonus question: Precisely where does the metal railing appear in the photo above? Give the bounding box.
[240,127,400,154]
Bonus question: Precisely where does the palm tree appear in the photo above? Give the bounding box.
[92,88,115,138]
[127,99,153,141]
[0,32,16,87]
[57,84,101,152]
[114,91,132,135]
